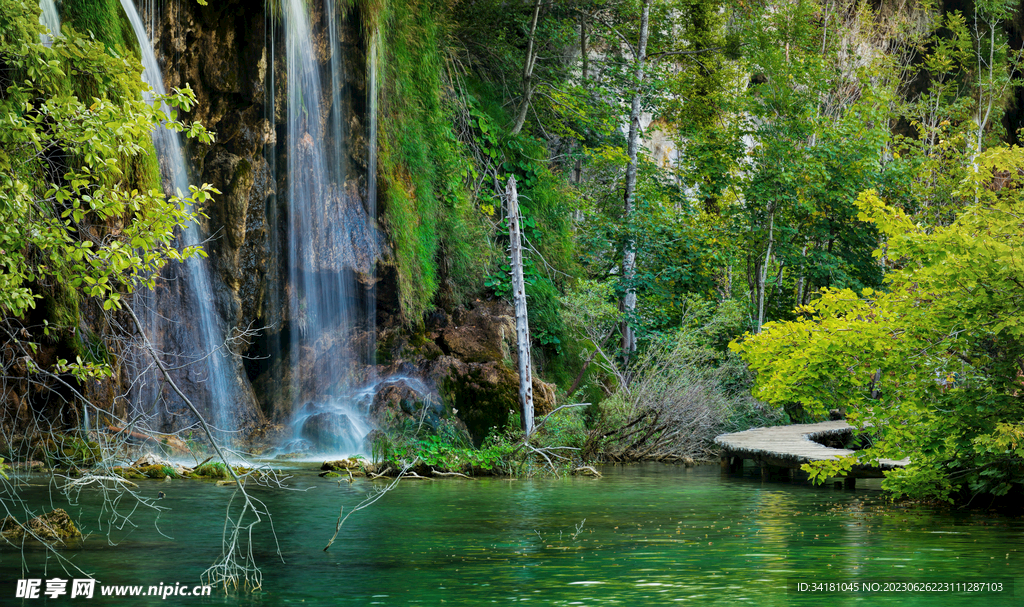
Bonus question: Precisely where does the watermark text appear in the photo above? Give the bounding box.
[15,579,211,600]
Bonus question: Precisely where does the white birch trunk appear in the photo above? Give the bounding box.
[756,210,774,334]
[506,176,534,435]
[620,0,651,356]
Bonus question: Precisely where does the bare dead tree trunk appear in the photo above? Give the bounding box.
[621,0,651,356]
[755,209,774,334]
[506,176,534,435]
[795,244,807,308]
[511,0,543,136]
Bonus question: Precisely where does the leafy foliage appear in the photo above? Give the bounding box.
[376,0,479,317]
[733,147,1024,501]
[1,0,214,384]
[372,417,516,475]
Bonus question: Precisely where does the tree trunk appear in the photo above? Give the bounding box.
[869,368,882,400]
[795,244,807,308]
[621,0,651,356]
[511,0,543,136]
[506,176,534,435]
[567,329,613,396]
[573,11,587,184]
[580,11,588,81]
[756,210,774,333]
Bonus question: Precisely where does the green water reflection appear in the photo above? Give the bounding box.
[1,464,1021,605]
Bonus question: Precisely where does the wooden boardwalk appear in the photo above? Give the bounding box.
[715,421,909,487]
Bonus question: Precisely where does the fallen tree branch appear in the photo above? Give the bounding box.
[124,306,243,490]
[368,466,393,480]
[431,469,473,479]
[105,425,190,453]
[62,475,139,489]
[324,462,412,552]
[125,304,277,591]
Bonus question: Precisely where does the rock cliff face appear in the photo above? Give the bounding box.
[128,0,277,432]
[147,0,277,341]
[130,0,551,442]
[135,0,381,430]
[377,301,555,445]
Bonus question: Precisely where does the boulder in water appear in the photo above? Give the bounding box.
[1,509,82,546]
[300,410,363,452]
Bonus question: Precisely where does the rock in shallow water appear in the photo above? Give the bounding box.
[296,398,371,454]
[1,509,82,545]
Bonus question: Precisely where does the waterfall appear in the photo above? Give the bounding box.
[365,31,379,378]
[280,0,373,455]
[39,0,60,45]
[120,0,248,440]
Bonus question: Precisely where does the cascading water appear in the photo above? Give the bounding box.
[38,0,60,44]
[279,0,376,455]
[120,0,253,439]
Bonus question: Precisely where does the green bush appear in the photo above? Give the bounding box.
[372,417,515,475]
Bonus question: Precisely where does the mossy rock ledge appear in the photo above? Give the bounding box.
[320,458,376,477]
[1,509,82,546]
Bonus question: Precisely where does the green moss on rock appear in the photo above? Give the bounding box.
[138,464,177,479]
[1,509,82,545]
[111,466,146,480]
[192,462,230,479]
[441,362,519,446]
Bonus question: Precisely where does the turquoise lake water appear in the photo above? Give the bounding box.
[1,463,1021,605]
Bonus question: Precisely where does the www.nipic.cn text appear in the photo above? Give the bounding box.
[14,578,212,600]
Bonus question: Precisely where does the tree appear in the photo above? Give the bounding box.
[505,176,535,434]
[1,0,213,331]
[1,3,215,433]
[510,0,544,136]
[619,0,651,355]
[733,146,1024,502]
[669,0,934,333]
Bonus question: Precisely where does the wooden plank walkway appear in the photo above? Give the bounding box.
[715,421,909,486]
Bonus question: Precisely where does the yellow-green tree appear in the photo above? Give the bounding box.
[1,0,213,382]
[733,145,1024,502]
